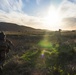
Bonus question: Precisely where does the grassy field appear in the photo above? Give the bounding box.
[1,31,76,75]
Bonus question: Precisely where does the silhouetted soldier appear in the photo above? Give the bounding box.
[55,29,62,44]
[0,31,13,72]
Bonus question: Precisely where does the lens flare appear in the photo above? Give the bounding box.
[41,50,45,57]
[38,39,53,48]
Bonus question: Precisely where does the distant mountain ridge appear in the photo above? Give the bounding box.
[0,22,37,32]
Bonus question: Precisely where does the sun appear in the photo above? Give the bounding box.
[43,5,62,30]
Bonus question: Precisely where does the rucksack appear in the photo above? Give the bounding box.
[0,41,8,63]
[0,41,7,51]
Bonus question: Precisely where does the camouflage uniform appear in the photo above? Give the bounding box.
[0,32,13,70]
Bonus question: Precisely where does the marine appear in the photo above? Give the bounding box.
[0,31,13,73]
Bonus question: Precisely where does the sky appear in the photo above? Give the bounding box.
[0,0,76,30]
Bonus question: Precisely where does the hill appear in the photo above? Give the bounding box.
[0,22,37,32]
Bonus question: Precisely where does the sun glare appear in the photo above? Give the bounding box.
[43,5,62,30]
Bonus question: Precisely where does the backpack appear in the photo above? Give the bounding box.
[0,41,7,51]
[0,41,8,62]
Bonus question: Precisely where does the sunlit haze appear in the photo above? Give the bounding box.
[0,0,76,30]
[43,5,62,30]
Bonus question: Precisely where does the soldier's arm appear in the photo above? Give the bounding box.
[6,39,14,50]
[6,39,13,46]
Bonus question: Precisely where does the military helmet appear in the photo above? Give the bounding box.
[0,31,6,40]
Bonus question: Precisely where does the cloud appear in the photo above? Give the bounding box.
[68,0,76,3]
[0,0,76,30]
[0,0,23,12]
[62,17,76,30]
[0,11,43,29]
[57,0,76,30]
[25,0,42,5]
[0,0,44,29]
[59,0,76,18]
